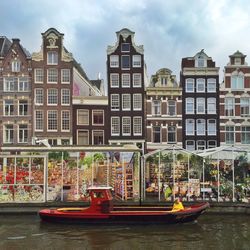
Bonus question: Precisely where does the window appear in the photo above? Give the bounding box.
[133,117,142,136]
[35,69,44,83]
[133,55,141,67]
[153,126,161,143]
[207,78,216,92]
[18,100,28,116]
[122,74,130,87]
[168,100,176,116]
[61,139,70,145]
[231,73,244,90]
[121,55,130,69]
[122,117,131,136]
[196,98,205,114]
[110,55,119,68]
[240,97,250,116]
[241,126,250,144]
[12,60,21,72]
[61,69,70,83]
[207,98,216,114]
[122,94,131,110]
[77,130,89,145]
[111,94,119,110]
[35,110,43,131]
[47,89,58,105]
[197,119,205,135]
[4,124,14,143]
[18,124,28,143]
[197,140,206,150]
[47,68,58,83]
[35,89,44,105]
[4,77,17,92]
[47,51,58,65]
[133,73,141,87]
[92,110,104,125]
[18,77,29,92]
[110,74,119,87]
[197,56,206,67]
[47,110,58,131]
[186,98,194,114]
[186,119,194,135]
[61,89,70,105]
[48,139,58,146]
[133,94,142,110]
[93,130,104,145]
[186,79,194,92]
[61,111,70,131]
[225,126,234,144]
[77,110,89,125]
[186,140,195,151]
[234,57,241,65]
[152,100,161,116]
[111,117,120,136]
[121,43,130,52]
[168,126,176,143]
[197,78,205,92]
[207,120,216,135]
[208,140,217,149]
[161,77,167,86]
[225,97,235,116]
[4,100,14,116]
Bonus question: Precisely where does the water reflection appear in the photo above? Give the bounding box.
[0,215,249,250]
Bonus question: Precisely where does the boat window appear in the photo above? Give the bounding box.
[93,191,104,198]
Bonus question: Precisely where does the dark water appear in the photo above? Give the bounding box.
[0,214,249,250]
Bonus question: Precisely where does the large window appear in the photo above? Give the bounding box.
[47,51,58,65]
[47,111,58,131]
[207,98,216,114]
[78,130,89,145]
[122,117,131,136]
[111,94,120,111]
[225,126,234,144]
[19,77,29,92]
[4,100,14,116]
[61,89,70,105]
[196,78,205,92]
[168,126,176,143]
[186,98,194,114]
[197,119,205,135]
[35,69,44,83]
[111,117,120,136]
[133,117,142,136]
[122,74,130,87]
[153,126,161,143]
[152,100,161,116]
[18,124,28,143]
[207,78,216,92]
[207,120,216,135]
[61,69,70,83]
[121,55,130,69]
[110,74,119,87]
[133,73,141,87]
[4,77,17,92]
[231,72,244,90]
[61,111,70,131]
[35,89,44,105]
[47,89,58,105]
[35,110,43,131]
[240,97,250,116]
[4,124,14,143]
[110,55,119,67]
[77,110,89,125]
[47,68,58,83]
[168,100,176,116]
[122,94,131,110]
[241,126,250,144]
[93,130,104,145]
[196,98,205,114]
[225,97,235,116]
[186,119,194,135]
[92,110,104,125]
[186,79,194,92]
[18,100,28,116]
[133,94,142,110]
[186,140,195,151]
[133,55,141,67]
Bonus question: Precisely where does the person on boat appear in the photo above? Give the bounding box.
[171,197,184,211]
[164,184,172,201]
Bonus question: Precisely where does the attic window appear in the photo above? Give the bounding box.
[234,57,241,65]
[11,60,21,72]
[197,56,205,67]
[121,43,130,52]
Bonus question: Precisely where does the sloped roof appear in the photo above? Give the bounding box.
[90,80,102,90]
[229,50,246,58]
[0,36,11,57]
[73,58,89,81]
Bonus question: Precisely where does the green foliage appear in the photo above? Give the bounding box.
[48,151,69,161]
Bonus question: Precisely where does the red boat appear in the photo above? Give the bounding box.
[39,187,209,224]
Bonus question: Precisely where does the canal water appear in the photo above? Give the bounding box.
[0,214,249,250]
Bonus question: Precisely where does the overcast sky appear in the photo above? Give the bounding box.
[1,0,250,84]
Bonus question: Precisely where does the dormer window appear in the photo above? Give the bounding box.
[234,57,241,65]
[197,56,205,67]
[121,43,130,52]
[47,51,58,65]
[12,60,21,72]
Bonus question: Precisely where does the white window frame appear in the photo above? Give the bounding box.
[152,100,161,116]
[196,98,205,114]
[225,126,235,144]
[47,68,58,83]
[225,97,235,116]
[111,94,119,111]
[110,73,119,88]
[132,55,141,67]
[186,140,195,151]
[196,78,205,92]
[168,100,176,116]
[4,100,14,116]
[207,78,216,92]
[35,69,44,83]
[231,72,244,90]
[208,140,217,149]
[35,88,44,105]
[186,119,195,135]
[4,77,16,92]
[241,126,250,144]
[61,89,70,105]
[207,98,216,114]
[133,94,142,111]
[133,116,142,136]
[110,55,119,68]
[11,60,21,72]
[47,110,58,131]
[92,110,104,126]
[196,119,205,135]
[77,109,89,125]
[35,110,43,131]
[61,110,70,132]
[122,74,130,88]
[167,126,176,143]
[61,69,70,84]
[240,97,250,116]
[122,117,131,136]
[185,78,194,92]
[133,73,142,87]
[111,117,120,136]
[4,124,14,143]
[18,77,29,92]
[122,94,131,111]
[207,119,216,136]
[186,98,194,114]
[18,124,28,143]
[47,88,58,105]
[197,140,206,150]
[92,130,104,145]
[47,51,58,65]
[18,100,28,116]
[77,130,89,145]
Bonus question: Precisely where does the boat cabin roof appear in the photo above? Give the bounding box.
[87,186,113,191]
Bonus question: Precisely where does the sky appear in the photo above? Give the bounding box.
[1,0,250,85]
